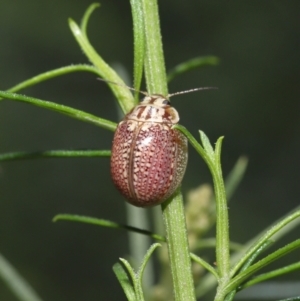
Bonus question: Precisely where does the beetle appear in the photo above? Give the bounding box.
[109,85,215,207]
[110,93,187,207]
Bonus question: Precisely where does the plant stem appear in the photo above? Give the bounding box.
[213,138,230,280]
[162,189,196,301]
[142,0,167,95]
[141,0,195,299]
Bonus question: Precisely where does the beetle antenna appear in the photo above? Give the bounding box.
[97,78,148,96]
[168,87,218,98]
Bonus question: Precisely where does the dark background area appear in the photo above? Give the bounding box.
[0,0,300,300]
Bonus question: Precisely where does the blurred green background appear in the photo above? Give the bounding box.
[0,0,300,300]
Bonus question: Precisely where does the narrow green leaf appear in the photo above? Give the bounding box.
[224,290,237,301]
[119,258,146,301]
[113,262,136,301]
[129,0,145,101]
[0,150,111,162]
[239,261,300,290]
[225,239,300,294]
[0,65,100,99]
[0,90,116,131]
[224,241,273,301]
[196,206,300,298]
[224,156,248,200]
[0,252,44,301]
[135,243,160,300]
[214,136,224,164]
[137,243,161,281]
[174,125,212,166]
[231,209,300,277]
[68,17,135,113]
[237,240,273,275]
[53,214,165,242]
[119,258,137,288]
[190,253,219,280]
[199,130,215,160]
[80,3,100,37]
[167,55,220,82]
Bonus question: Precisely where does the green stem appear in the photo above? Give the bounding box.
[129,0,145,100]
[141,0,195,299]
[161,189,196,301]
[204,138,230,301]
[174,126,231,300]
[213,138,230,280]
[142,0,168,95]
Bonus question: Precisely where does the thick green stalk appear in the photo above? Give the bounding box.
[141,0,195,300]
[142,0,168,95]
[162,190,196,301]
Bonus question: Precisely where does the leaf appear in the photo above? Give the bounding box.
[0,90,117,131]
[53,214,165,241]
[224,240,273,301]
[137,243,161,280]
[224,156,248,200]
[190,253,219,280]
[225,239,300,294]
[0,150,111,162]
[214,136,224,164]
[1,65,100,100]
[113,263,136,301]
[80,3,100,37]
[167,55,220,82]
[0,252,44,301]
[231,209,300,277]
[173,125,209,164]
[239,261,300,291]
[199,130,215,160]
[134,243,161,300]
[196,206,300,298]
[68,17,135,113]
